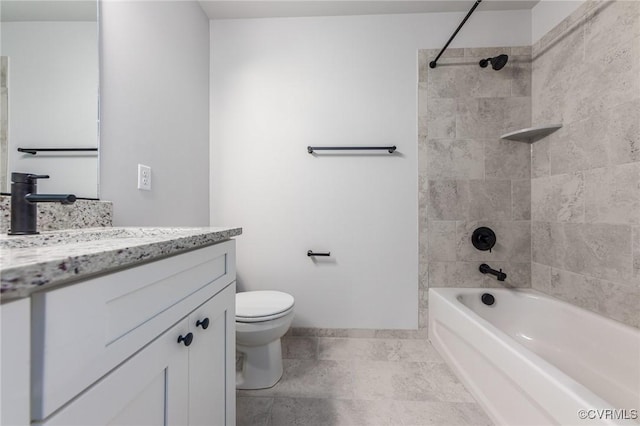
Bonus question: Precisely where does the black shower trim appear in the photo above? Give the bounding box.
[429,0,482,69]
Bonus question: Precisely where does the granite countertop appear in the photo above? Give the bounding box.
[0,227,242,302]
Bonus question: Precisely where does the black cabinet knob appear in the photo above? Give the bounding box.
[177,332,193,347]
[196,318,210,330]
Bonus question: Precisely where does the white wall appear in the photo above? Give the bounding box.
[531,0,586,42]
[2,22,98,198]
[210,10,531,329]
[100,1,210,226]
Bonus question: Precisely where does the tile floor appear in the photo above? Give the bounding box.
[237,335,493,425]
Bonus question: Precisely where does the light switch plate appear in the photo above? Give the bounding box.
[137,164,151,190]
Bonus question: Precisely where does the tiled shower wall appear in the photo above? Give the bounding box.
[418,47,533,329]
[530,1,640,327]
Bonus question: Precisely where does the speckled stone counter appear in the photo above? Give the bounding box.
[0,196,113,232]
[0,227,242,301]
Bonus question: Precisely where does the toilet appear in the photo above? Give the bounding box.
[235,290,295,390]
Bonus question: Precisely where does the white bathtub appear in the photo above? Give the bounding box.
[429,288,640,426]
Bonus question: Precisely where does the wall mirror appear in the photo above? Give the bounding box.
[0,0,99,199]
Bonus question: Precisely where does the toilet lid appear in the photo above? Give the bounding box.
[236,291,295,319]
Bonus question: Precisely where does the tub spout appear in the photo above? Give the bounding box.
[479,263,507,281]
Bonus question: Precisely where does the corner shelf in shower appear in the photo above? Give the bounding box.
[500,124,562,143]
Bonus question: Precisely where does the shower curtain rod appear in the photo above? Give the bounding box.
[429,0,482,69]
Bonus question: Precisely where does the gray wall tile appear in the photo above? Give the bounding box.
[533,221,633,285]
[531,221,564,269]
[427,180,470,220]
[464,47,510,58]
[549,120,608,175]
[426,139,485,179]
[584,163,640,225]
[468,180,512,221]
[418,82,429,138]
[604,99,640,166]
[511,46,532,56]
[512,179,531,220]
[425,98,457,139]
[428,64,513,100]
[634,227,640,284]
[531,137,551,178]
[428,261,449,287]
[485,139,531,180]
[565,34,639,124]
[584,1,640,51]
[549,268,640,327]
[531,262,551,290]
[531,172,585,223]
[428,220,457,262]
[510,57,532,97]
[530,1,639,328]
[562,223,633,285]
[457,97,531,139]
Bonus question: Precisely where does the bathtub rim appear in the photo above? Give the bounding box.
[428,287,638,425]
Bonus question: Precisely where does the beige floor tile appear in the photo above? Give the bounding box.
[393,400,493,425]
[236,396,273,426]
[351,361,475,403]
[238,359,356,400]
[282,336,318,359]
[237,337,488,426]
[318,338,442,363]
[270,397,398,426]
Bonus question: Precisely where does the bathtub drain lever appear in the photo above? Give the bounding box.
[479,263,506,281]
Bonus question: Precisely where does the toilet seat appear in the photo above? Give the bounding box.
[236,291,294,323]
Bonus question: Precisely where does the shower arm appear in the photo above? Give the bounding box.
[429,0,482,69]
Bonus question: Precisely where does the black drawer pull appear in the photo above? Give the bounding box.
[196,318,210,330]
[177,333,193,347]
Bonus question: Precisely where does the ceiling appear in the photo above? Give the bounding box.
[200,0,540,20]
[0,0,540,23]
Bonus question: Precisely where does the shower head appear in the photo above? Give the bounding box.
[479,54,509,71]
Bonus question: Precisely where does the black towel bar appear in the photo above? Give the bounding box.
[18,147,98,155]
[307,146,396,154]
[307,250,331,257]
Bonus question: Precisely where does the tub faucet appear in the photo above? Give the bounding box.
[479,263,507,281]
[8,172,76,235]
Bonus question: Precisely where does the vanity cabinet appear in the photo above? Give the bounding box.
[25,239,236,426]
[0,298,31,426]
[39,285,235,426]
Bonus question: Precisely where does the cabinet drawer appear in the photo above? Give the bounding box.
[31,240,236,420]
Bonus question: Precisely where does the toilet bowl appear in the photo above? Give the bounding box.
[235,290,294,390]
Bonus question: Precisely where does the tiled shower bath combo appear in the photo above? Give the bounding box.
[420,0,639,332]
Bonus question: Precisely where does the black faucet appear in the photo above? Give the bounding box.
[8,172,76,235]
[479,263,507,281]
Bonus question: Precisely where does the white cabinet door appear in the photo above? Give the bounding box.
[1,298,30,426]
[40,318,191,426]
[188,283,235,426]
